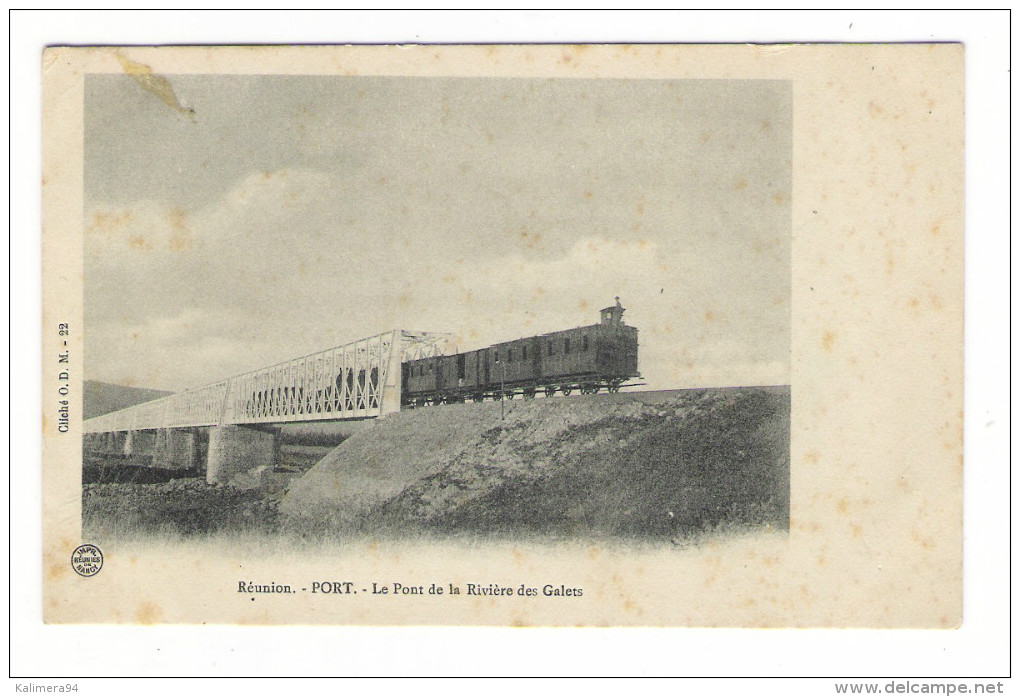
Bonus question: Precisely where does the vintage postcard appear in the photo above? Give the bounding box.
[41,44,962,626]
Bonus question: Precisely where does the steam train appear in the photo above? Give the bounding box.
[401,299,639,406]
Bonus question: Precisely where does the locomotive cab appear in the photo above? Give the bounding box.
[600,297,626,326]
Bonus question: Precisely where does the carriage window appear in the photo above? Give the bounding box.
[457,354,466,379]
[494,349,500,363]
[508,348,514,362]
[522,345,528,360]
[548,340,554,356]
[583,335,589,351]
[564,338,571,354]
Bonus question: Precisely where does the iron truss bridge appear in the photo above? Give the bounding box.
[83,330,453,433]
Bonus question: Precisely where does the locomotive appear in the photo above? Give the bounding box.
[401,298,639,406]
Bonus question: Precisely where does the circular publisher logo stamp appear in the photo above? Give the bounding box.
[71,544,103,577]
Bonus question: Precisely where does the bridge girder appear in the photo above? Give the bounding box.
[83,330,454,433]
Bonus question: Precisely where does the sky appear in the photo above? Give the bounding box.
[84,74,790,392]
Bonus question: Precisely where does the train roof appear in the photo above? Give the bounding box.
[404,321,636,361]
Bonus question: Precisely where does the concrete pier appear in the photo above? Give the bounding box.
[92,430,128,456]
[123,429,155,457]
[153,428,198,470]
[206,425,279,485]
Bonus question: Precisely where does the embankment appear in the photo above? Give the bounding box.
[281,386,790,542]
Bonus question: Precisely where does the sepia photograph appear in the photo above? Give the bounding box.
[79,72,791,549]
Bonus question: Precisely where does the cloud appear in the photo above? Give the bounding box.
[86,159,789,392]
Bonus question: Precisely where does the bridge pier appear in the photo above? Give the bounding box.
[206,425,279,485]
[153,428,198,470]
[123,429,155,458]
[97,431,126,455]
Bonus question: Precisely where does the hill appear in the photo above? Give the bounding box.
[281,386,790,542]
[83,380,172,420]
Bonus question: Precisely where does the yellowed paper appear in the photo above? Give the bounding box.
[41,44,962,627]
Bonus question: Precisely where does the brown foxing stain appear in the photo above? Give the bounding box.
[135,601,162,624]
[733,177,747,190]
[87,210,133,236]
[911,529,934,551]
[519,230,543,251]
[45,561,66,581]
[835,498,848,514]
[582,190,593,200]
[850,523,862,538]
[868,101,884,118]
[821,331,836,353]
[114,53,196,120]
[166,208,192,251]
[772,193,785,205]
[704,311,714,322]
